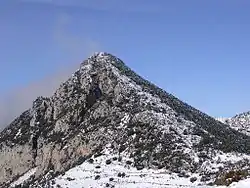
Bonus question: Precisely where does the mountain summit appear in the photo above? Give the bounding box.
[0,52,250,187]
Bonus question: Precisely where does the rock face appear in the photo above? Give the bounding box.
[0,52,250,187]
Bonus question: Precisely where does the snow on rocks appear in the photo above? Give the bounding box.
[119,113,130,128]
[14,128,22,139]
[216,112,250,136]
[226,112,250,136]
[10,168,37,187]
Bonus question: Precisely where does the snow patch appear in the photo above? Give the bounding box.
[14,129,22,139]
[228,178,250,188]
[10,168,37,187]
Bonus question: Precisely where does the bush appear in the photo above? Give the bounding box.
[214,170,249,186]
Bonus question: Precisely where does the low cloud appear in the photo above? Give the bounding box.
[0,64,78,130]
[0,13,100,130]
[53,13,100,59]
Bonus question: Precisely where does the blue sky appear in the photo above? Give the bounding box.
[0,0,250,124]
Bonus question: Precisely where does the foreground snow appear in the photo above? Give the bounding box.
[53,156,207,188]
[50,150,250,188]
[9,150,250,188]
[228,178,250,188]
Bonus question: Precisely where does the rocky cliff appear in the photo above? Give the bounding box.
[0,52,249,188]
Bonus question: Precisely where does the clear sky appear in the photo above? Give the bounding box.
[0,0,250,126]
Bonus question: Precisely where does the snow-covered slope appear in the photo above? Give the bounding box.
[51,158,250,188]
[1,52,250,188]
[11,147,250,188]
[226,112,250,136]
[52,156,250,188]
[216,112,250,136]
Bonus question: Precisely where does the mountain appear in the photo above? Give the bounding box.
[216,112,250,136]
[0,52,250,188]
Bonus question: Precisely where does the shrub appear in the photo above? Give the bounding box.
[214,169,249,186]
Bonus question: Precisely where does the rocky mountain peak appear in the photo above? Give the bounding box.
[0,52,250,187]
[220,111,250,136]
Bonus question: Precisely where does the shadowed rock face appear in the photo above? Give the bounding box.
[0,52,250,187]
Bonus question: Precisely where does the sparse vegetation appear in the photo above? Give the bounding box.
[214,169,249,186]
[94,175,101,180]
[106,159,112,165]
[190,177,197,183]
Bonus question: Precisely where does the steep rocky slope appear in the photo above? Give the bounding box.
[0,52,250,188]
